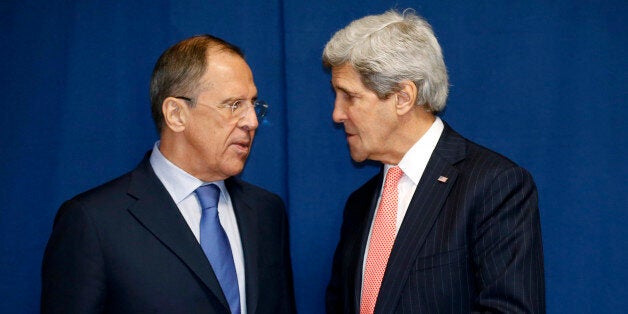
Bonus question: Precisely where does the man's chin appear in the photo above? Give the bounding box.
[349,150,367,163]
[220,161,246,178]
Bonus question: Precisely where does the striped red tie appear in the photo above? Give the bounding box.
[360,166,403,314]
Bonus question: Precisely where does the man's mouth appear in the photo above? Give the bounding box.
[230,139,251,153]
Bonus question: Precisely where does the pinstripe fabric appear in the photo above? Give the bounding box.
[326,123,545,313]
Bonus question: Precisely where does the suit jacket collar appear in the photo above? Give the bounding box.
[356,123,468,313]
[125,154,235,312]
[431,122,467,165]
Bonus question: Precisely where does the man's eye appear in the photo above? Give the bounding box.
[231,100,242,111]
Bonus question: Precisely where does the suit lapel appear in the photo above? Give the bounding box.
[226,177,259,314]
[126,157,230,311]
[375,125,467,312]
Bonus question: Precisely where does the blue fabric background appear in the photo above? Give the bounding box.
[2,1,626,313]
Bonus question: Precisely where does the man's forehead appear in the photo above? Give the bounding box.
[331,64,363,90]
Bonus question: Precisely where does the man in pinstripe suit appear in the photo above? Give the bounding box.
[323,10,545,313]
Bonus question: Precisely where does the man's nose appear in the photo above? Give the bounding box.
[238,105,259,130]
[332,101,346,123]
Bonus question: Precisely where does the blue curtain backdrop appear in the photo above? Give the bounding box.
[2,1,626,313]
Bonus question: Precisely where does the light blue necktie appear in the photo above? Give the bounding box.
[195,184,240,314]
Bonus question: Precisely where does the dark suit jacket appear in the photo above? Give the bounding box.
[42,154,296,314]
[326,124,545,313]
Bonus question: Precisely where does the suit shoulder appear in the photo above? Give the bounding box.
[468,140,516,164]
[57,170,136,222]
[438,124,534,181]
[449,138,537,194]
[49,170,138,234]
[71,171,134,204]
[228,177,281,198]
[226,177,286,213]
[463,137,530,173]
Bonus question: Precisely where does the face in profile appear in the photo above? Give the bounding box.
[180,51,259,181]
[331,63,398,163]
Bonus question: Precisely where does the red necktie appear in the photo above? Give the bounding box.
[360,166,403,314]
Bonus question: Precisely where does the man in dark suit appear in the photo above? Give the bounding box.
[42,35,296,314]
[323,10,545,313]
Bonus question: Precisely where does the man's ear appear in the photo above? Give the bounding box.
[162,97,188,133]
[395,80,418,116]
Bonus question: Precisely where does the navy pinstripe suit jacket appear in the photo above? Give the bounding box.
[326,124,545,313]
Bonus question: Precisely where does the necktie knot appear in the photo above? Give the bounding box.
[385,166,403,188]
[195,184,220,211]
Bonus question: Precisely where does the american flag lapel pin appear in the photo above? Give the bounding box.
[437,176,448,183]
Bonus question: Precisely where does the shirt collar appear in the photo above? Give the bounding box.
[149,141,226,204]
[384,116,444,184]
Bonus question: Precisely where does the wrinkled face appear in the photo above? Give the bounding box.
[331,63,397,163]
[183,51,259,181]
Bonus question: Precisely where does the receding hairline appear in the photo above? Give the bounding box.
[194,46,252,93]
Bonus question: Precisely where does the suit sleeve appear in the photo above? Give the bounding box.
[471,166,545,313]
[41,199,106,314]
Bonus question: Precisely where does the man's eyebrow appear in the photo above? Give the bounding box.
[219,97,239,104]
[219,95,258,104]
[330,81,357,95]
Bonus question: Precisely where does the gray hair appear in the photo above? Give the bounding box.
[322,9,448,112]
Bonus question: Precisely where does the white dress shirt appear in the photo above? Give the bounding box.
[149,142,247,313]
[361,117,445,286]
